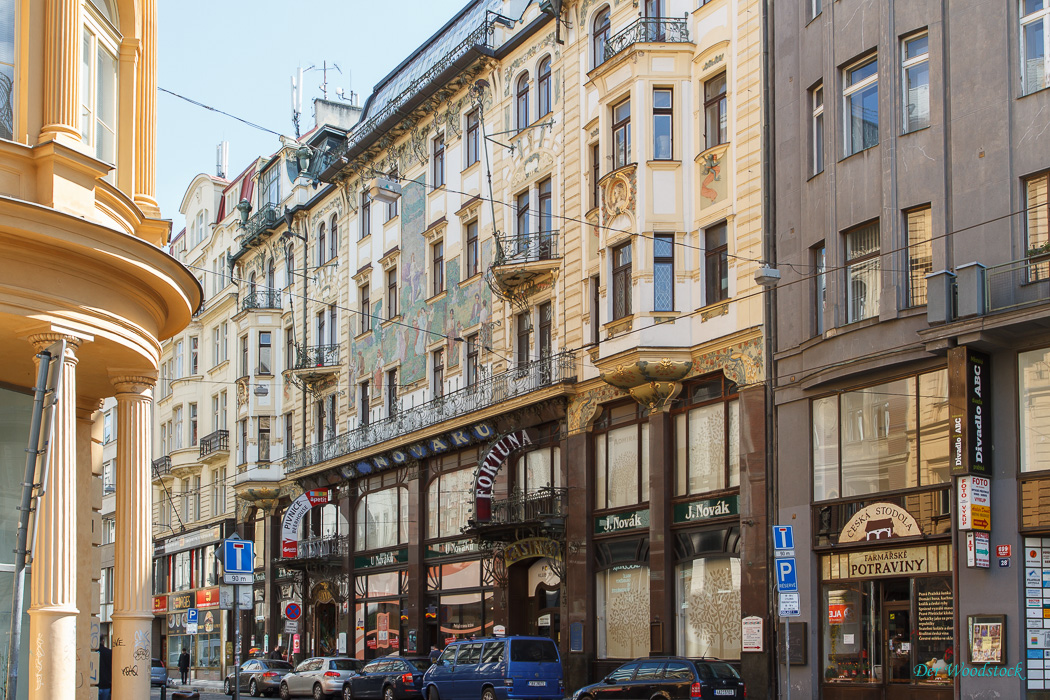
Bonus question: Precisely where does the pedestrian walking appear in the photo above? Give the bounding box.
[429,645,440,663]
[178,646,190,685]
[97,642,111,700]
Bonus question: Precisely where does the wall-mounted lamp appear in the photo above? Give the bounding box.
[236,198,252,227]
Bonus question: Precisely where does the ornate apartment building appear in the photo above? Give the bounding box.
[151,0,773,693]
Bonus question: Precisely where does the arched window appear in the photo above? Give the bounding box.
[538,56,552,117]
[317,222,326,266]
[81,0,120,171]
[516,72,530,130]
[266,258,275,290]
[593,8,611,68]
[329,214,338,259]
[248,272,257,299]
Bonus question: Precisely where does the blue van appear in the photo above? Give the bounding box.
[422,636,563,700]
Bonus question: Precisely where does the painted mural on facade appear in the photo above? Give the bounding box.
[348,177,493,394]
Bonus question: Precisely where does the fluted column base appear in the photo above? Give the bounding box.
[111,612,155,696]
[25,608,78,699]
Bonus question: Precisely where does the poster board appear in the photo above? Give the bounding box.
[968,614,1006,665]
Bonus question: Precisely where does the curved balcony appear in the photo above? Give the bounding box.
[199,429,230,464]
[152,456,172,484]
[602,17,691,64]
[465,486,569,541]
[241,290,282,312]
[286,351,577,474]
[281,534,349,570]
[239,202,281,250]
[284,344,340,384]
[490,231,561,294]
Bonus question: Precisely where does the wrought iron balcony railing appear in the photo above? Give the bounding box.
[986,254,1050,314]
[295,534,349,561]
[241,290,282,311]
[199,430,230,460]
[495,231,560,266]
[286,351,576,474]
[294,344,340,370]
[152,456,172,479]
[320,19,498,176]
[604,18,691,62]
[241,202,281,249]
[488,486,569,526]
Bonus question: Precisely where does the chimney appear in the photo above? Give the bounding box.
[216,141,229,179]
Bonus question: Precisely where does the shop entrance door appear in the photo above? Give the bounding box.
[884,602,913,699]
[314,602,336,656]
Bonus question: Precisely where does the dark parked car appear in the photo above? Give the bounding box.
[572,658,745,700]
[150,658,170,687]
[280,657,367,698]
[224,658,295,697]
[345,655,432,700]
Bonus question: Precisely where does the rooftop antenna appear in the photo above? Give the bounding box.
[305,61,342,101]
[291,66,304,137]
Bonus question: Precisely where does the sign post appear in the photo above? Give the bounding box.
[221,535,254,700]
[773,526,796,700]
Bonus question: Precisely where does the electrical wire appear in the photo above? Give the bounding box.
[159,87,285,137]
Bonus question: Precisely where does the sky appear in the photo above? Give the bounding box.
[156,0,471,237]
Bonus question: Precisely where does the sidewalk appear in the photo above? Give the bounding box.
[165,678,225,692]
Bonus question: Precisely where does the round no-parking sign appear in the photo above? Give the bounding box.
[284,602,302,621]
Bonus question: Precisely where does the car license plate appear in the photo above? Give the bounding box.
[528,681,546,686]
[714,691,735,696]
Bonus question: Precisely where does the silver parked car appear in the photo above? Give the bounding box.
[280,657,365,699]
[224,658,295,697]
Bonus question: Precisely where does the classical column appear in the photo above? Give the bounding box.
[134,0,160,212]
[75,400,103,700]
[26,335,80,700]
[110,376,155,699]
[40,0,81,142]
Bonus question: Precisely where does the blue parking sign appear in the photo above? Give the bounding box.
[187,608,198,624]
[776,558,798,593]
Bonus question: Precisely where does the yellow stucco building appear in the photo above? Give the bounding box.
[0,0,199,698]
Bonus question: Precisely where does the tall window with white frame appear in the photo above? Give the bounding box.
[317,222,327,266]
[189,403,198,447]
[612,99,631,169]
[387,267,398,318]
[844,54,879,155]
[593,8,611,68]
[654,233,674,312]
[539,178,553,258]
[329,214,339,259]
[906,206,933,306]
[516,311,531,366]
[432,349,444,398]
[387,368,398,418]
[612,242,632,319]
[212,467,226,516]
[902,32,930,133]
[466,109,480,166]
[812,84,824,175]
[466,334,480,387]
[0,0,13,140]
[704,72,727,149]
[538,56,552,117]
[517,72,530,129]
[258,165,279,208]
[360,283,371,334]
[360,191,371,240]
[705,223,728,305]
[258,416,270,462]
[258,331,271,374]
[844,220,881,323]
[813,243,826,335]
[516,191,530,254]
[653,89,673,160]
[466,221,480,277]
[432,240,444,296]
[81,0,119,172]
[1022,0,1050,95]
[433,133,446,187]
[283,412,293,454]
[1025,172,1049,281]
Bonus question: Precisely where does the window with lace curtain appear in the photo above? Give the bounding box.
[594,402,650,509]
[673,375,739,495]
[844,220,881,323]
[1022,0,1050,95]
[1026,172,1049,281]
[906,207,932,306]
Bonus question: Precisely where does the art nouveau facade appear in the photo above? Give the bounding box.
[153,0,771,693]
[0,0,199,699]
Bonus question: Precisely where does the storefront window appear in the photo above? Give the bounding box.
[196,633,221,667]
[356,600,404,655]
[676,557,741,659]
[823,582,880,683]
[427,467,474,538]
[168,634,193,668]
[597,564,650,658]
[595,404,650,509]
[813,369,949,500]
[1020,347,1050,472]
[914,578,954,686]
[675,400,739,495]
[356,486,408,550]
[439,591,495,641]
